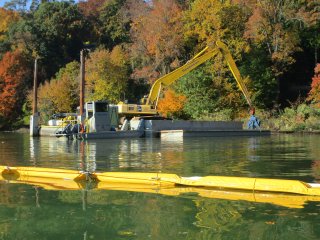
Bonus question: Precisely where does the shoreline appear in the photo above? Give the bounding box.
[1,127,320,135]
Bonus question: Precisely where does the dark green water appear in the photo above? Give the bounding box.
[0,133,320,240]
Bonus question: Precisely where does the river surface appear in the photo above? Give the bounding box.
[0,133,320,239]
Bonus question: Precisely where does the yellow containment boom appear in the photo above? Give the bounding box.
[1,166,320,208]
[94,172,320,196]
[1,166,320,196]
[96,182,320,209]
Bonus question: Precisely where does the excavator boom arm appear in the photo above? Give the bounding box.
[117,40,253,116]
[215,41,253,108]
[146,41,253,108]
[146,47,219,105]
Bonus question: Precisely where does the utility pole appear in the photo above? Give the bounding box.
[79,49,85,123]
[32,58,38,114]
[30,58,39,137]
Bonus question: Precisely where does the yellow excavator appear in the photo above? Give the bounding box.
[117,40,253,116]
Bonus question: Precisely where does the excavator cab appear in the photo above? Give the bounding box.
[140,96,148,105]
[85,101,119,132]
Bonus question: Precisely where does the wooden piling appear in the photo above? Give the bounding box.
[80,50,85,118]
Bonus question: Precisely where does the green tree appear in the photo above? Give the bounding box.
[13,2,91,79]
[174,66,219,119]
[78,0,130,49]
[241,48,278,108]
[99,0,130,49]
[85,46,129,103]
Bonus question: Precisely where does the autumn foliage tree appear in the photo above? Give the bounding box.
[244,0,320,104]
[0,8,20,41]
[0,50,31,125]
[78,0,106,18]
[85,46,129,103]
[308,64,320,108]
[129,0,184,83]
[184,0,250,58]
[157,89,186,118]
[0,8,20,56]
[245,0,303,69]
[183,0,251,111]
[37,61,80,123]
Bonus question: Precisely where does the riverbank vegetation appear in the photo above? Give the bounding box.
[0,0,319,131]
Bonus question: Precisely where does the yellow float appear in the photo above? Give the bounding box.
[1,165,320,208]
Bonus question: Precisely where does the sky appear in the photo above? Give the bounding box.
[0,0,6,7]
[0,0,80,8]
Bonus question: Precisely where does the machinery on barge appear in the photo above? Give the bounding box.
[46,40,260,139]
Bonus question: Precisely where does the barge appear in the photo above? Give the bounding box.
[38,101,269,139]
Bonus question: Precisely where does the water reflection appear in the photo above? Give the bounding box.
[247,137,261,162]
[2,133,317,182]
[312,160,320,181]
[27,136,188,173]
[1,133,320,239]
[0,182,319,240]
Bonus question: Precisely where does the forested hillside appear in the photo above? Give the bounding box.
[0,0,319,129]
